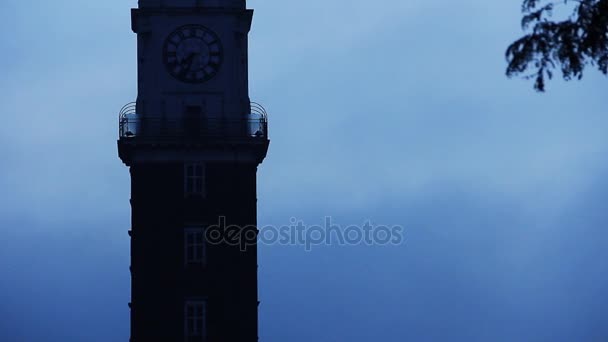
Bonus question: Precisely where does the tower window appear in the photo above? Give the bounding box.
[185,300,207,342]
[185,227,206,266]
[184,163,205,197]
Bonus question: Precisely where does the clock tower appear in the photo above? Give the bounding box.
[117,0,269,341]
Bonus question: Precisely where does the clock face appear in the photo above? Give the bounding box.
[163,25,223,83]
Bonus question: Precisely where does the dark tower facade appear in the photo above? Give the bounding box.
[117,1,269,341]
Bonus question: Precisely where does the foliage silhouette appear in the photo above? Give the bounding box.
[506,0,608,91]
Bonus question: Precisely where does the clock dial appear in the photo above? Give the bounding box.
[163,25,223,83]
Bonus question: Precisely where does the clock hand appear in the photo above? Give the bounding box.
[180,52,202,75]
[179,53,196,73]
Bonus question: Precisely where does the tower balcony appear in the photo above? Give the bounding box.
[117,102,269,165]
[118,102,268,141]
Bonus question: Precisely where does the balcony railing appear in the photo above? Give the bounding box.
[118,102,268,141]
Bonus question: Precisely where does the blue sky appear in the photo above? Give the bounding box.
[1,0,608,341]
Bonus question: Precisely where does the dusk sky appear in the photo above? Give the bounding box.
[1,0,608,341]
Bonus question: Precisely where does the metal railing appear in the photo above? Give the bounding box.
[250,102,268,119]
[118,102,268,141]
[118,102,137,137]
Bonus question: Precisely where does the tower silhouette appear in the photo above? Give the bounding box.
[117,1,269,341]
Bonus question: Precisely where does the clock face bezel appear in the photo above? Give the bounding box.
[162,25,224,84]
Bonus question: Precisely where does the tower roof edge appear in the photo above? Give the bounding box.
[138,0,246,9]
